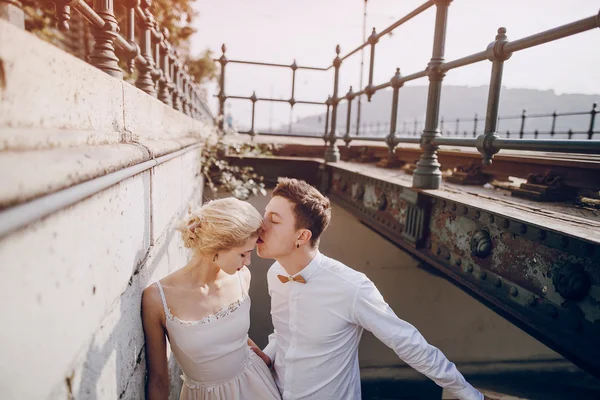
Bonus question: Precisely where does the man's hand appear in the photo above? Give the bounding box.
[248,338,272,368]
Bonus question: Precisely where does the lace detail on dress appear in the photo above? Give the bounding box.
[167,294,249,326]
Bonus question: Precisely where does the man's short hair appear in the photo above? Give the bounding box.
[272,178,331,247]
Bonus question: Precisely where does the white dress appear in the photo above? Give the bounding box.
[155,274,281,400]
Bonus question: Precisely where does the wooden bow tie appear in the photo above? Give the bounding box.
[277,274,306,284]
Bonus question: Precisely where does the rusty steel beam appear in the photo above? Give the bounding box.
[232,154,600,378]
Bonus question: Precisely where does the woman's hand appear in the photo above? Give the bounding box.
[248,338,272,368]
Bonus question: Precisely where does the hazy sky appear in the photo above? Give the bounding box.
[190,0,600,130]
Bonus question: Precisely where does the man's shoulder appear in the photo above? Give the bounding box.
[319,254,369,289]
[266,260,282,277]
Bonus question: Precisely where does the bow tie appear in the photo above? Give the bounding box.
[277,274,306,284]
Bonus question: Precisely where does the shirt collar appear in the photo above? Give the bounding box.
[293,251,322,282]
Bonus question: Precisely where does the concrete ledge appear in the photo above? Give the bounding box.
[0,20,124,141]
[0,143,149,208]
[0,138,205,209]
[0,19,212,152]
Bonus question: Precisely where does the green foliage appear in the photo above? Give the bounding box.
[201,123,276,200]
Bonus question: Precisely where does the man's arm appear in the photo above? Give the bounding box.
[353,280,483,400]
[261,265,277,366]
[262,331,277,366]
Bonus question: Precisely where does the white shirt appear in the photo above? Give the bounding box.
[263,252,483,400]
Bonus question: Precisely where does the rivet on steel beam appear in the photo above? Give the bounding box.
[538,230,547,240]
[455,258,462,266]
[478,270,487,280]
[445,252,451,260]
[560,236,569,248]
[553,262,590,301]
[519,224,527,234]
[470,230,492,258]
[527,296,537,306]
[494,277,502,287]
[475,211,481,219]
[467,264,474,273]
[509,286,519,297]
[436,247,442,255]
[488,215,495,224]
[461,206,468,215]
[502,219,510,229]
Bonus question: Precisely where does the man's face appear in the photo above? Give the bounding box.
[257,196,299,259]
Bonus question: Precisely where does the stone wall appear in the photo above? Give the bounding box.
[0,20,208,399]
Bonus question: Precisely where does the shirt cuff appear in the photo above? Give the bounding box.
[454,384,484,400]
[263,340,277,364]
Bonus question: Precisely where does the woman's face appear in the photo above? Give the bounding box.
[215,236,258,275]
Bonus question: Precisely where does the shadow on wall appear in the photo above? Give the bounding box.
[72,227,183,399]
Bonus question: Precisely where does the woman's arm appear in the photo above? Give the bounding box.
[141,285,170,400]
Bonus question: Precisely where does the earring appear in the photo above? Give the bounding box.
[213,254,218,262]
[296,243,300,249]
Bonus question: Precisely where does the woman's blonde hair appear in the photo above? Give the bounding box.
[178,197,263,254]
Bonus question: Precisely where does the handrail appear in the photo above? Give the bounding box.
[214,4,599,182]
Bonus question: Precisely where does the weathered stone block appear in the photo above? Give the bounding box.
[0,20,124,145]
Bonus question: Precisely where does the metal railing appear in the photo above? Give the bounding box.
[313,103,598,140]
[1,0,212,121]
[216,1,600,189]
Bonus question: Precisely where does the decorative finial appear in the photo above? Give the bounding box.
[335,44,340,55]
[221,44,227,54]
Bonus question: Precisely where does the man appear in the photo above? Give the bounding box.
[253,178,489,400]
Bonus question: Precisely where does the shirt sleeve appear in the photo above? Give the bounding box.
[352,280,483,400]
[262,266,277,362]
[263,331,277,362]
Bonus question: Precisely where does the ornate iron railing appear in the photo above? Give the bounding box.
[1,0,212,121]
[216,1,600,189]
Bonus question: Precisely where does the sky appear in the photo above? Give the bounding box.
[190,0,600,131]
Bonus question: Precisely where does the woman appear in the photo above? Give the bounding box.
[141,197,280,399]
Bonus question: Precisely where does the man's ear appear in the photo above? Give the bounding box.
[298,229,312,246]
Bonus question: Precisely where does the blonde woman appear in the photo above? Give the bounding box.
[141,198,280,399]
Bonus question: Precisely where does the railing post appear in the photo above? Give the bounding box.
[476,27,511,164]
[473,113,478,137]
[413,0,452,189]
[519,109,526,138]
[0,0,24,29]
[172,60,182,111]
[365,28,379,101]
[550,110,557,137]
[218,44,228,130]
[384,68,403,164]
[588,103,597,140]
[158,30,172,106]
[249,92,258,137]
[323,96,331,141]
[135,1,156,94]
[89,0,122,79]
[343,86,355,146]
[324,45,342,163]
